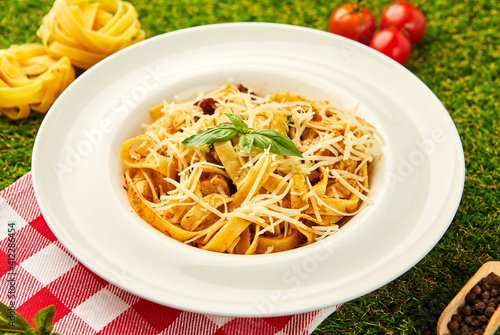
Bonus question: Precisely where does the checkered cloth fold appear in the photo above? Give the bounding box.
[1,173,340,334]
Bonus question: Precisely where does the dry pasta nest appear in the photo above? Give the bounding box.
[1,0,145,119]
[120,83,384,254]
[0,44,75,120]
[37,0,146,70]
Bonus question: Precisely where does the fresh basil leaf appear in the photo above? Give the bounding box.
[225,113,250,134]
[0,315,13,327]
[34,306,54,333]
[252,129,303,158]
[0,302,31,331]
[181,124,239,147]
[284,115,292,132]
[181,113,302,158]
[239,134,254,153]
[251,132,273,151]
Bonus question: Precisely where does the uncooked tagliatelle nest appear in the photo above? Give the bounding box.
[0,44,75,119]
[120,83,384,254]
[37,0,146,70]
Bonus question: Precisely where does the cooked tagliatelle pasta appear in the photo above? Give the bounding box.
[120,83,384,254]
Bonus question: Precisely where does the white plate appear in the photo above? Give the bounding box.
[32,22,465,317]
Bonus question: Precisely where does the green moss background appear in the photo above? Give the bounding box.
[1,0,499,334]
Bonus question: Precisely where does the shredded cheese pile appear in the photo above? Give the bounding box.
[120,83,384,254]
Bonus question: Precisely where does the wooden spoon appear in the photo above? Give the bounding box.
[437,261,500,335]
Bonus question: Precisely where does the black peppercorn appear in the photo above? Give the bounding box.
[484,306,495,318]
[448,320,460,331]
[471,285,482,295]
[474,301,486,314]
[462,304,472,315]
[480,280,492,291]
[460,324,471,335]
[477,314,488,324]
[466,292,477,301]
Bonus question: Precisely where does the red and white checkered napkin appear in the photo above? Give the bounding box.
[0,173,341,335]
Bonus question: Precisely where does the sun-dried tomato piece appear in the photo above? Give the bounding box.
[194,98,218,115]
[237,84,249,93]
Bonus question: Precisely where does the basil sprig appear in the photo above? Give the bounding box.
[0,302,62,334]
[182,113,303,158]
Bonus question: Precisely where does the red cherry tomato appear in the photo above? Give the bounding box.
[328,4,376,44]
[369,27,411,65]
[380,1,427,44]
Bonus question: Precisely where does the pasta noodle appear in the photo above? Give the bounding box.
[37,0,145,69]
[0,44,74,119]
[120,83,384,254]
